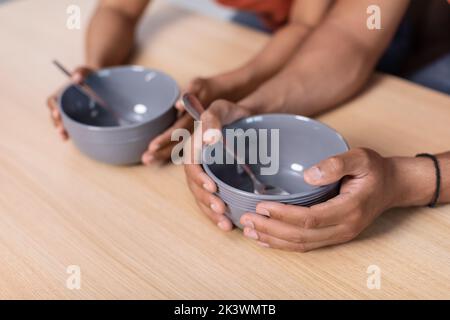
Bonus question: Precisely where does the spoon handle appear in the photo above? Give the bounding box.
[52,60,125,124]
[182,93,257,180]
[181,93,202,120]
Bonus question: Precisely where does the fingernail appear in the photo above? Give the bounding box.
[72,73,82,83]
[176,100,184,110]
[210,203,221,214]
[244,228,258,240]
[243,219,254,229]
[52,110,59,118]
[203,129,221,145]
[217,218,230,231]
[150,143,160,152]
[203,183,214,192]
[307,166,322,181]
[257,241,270,248]
[256,207,270,217]
[142,154,154,164]
[203,135,214,145]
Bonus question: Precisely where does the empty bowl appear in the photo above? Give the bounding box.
[202,114,349,228]
[58,66,179,165]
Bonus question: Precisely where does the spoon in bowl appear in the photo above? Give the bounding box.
[181,93,289,196]
[52,60,131,126]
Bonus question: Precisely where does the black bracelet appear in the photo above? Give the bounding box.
[416,153,441,208]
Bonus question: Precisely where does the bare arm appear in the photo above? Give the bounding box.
[239,0,410,115]
[392,152,450,207]
[85,0,150,68]
[211,0,333,100]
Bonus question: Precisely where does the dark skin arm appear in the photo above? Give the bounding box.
[47,0,150,139]
[144,0,334,163]
[238,0,411,115]
[85,0,150,69]
[184,0,414,236]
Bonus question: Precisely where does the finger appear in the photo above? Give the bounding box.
[175,99,185,111]
[251,231,347,252]
[46,94,57,111]
[184,164,216,193]
[240,213,343,243]
[200,100,250,145]
[176,78,208,111]
[47,96,60,121]
[58,127,69,140]
[188,181,226,216]
[304,148,376,186]
[201,99,250,132]
[147,113,193,154]
[196,201,233,231]
[48,109,58,127]
[150,144,175,162]
[71,66,93,84]
[47,95,69,139]
[255,200,346,228]
[187,78,210,104]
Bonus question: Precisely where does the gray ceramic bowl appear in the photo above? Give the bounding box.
[58,66,179,165]
[202,114,348,228]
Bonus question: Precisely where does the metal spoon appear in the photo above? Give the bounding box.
[181,93,289,196]
[52,60,131,126]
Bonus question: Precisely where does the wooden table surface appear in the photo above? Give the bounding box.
[0,0,449,299]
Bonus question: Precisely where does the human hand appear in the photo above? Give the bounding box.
[46,66,94,140]
[183,99,252,231]
[143,75,248,164]
[239,148,408,252]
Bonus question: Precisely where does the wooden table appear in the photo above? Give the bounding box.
[0,0,449,299]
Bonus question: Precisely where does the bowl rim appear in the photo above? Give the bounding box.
[57,65,179,132]
[202,113,349,201]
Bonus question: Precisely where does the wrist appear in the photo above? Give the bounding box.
[388,156,436,208]
[239,71,299,114]
[85,59,103,70]
[212,66,256,101]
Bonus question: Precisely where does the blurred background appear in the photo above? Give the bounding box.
[2,0,449,94]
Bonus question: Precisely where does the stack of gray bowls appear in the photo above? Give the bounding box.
[202,114,349,229]
[58,66,179,165]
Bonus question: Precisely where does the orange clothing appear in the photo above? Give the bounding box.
[216,0,294,30]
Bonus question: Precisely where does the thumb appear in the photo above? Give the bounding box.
[200,100,227,145]
[176,78,208,111]
[200,100,251,145]
[71,66,94,84]
[304,148,373,186]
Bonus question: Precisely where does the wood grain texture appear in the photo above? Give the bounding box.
[0,0,449,299]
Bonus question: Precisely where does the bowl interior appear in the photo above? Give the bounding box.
[60,66,179,128]
[204,114,348,196]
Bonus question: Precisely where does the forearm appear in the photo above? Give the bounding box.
[240,0,334,87]
[390,152,450,207]
[209,23,314,102]
[215,0,333,101]
[85,7,141,68]
[223,23,312,99]
[239,20,376,115]
[239,0,409,116]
